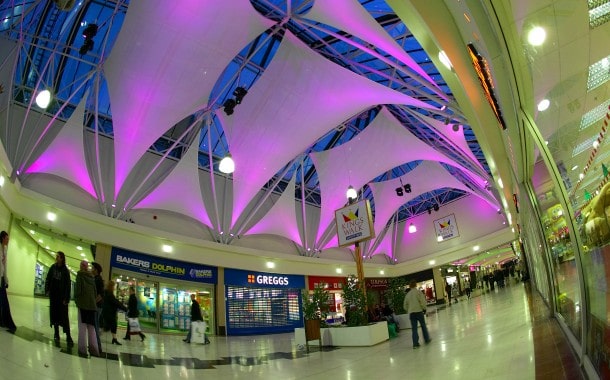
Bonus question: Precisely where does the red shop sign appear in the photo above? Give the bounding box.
[308,276,346,291]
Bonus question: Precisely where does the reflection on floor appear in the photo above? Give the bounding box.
[0,280,584,379]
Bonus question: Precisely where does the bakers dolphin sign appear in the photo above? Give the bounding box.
[111,248,217,284]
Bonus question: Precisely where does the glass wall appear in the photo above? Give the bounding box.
[530,160,581,340]
[112,271,215,335]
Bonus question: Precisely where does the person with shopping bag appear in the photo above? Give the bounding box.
[124,287,146,342]
[183,293,210,344]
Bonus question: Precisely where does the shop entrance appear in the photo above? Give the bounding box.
[111,270,215,335]
[115,276,160,334]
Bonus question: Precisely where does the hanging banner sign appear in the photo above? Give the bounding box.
[434,214,460,241]
[111,248,217,284]
[335,199,375,247]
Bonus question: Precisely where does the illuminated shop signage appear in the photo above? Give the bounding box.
[225,268,305,289]
[308,276,345,291]
[111,248,217,284]
[365,278,389,290]
[467,43,507,130]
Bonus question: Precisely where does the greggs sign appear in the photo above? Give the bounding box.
[225,268,305,289]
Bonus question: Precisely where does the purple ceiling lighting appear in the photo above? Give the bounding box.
[243,172,302,245]
[310,107,474,246]
[368,161,473,238]
[303,0,442,95]
[132,136,212,229]
[414,113,486,175]
[104,0,272,197]
[221,31,434,228]
[25,91,96,198]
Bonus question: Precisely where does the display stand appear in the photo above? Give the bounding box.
[304,319,322,353]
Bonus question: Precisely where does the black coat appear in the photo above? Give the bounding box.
[45,263,71,327]
[190,299,203,322]
[127,294,139,318]
[102,289,127,331]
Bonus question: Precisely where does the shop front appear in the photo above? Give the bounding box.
[225,268,305,335]
[110,247,217,335]
[308,275,346,325]
[365,277,389,306]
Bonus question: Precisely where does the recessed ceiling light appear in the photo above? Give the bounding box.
[537,99,550,111]
[336,268,343,274]
[429,260,436,265]
[438,50,452,70]
[266,261,275,269]
[473,245,480,251]
[162,244,173,253]
[38,239,43,243]
[579,173,585,180]
[47,212,57,221]
[527,26,546,46]
[30,230,35,234]
[76,246,83,250]
[571,165,578,171]
[379,270,385,275]
[437,236,443,242]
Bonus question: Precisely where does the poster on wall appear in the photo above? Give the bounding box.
[434,213,459,241]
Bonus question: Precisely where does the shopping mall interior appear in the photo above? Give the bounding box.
[0,0,608,379]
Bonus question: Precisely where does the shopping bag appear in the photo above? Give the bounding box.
[191,321,207,344]
[128,317,142,334]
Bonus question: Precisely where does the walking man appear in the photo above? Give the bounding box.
[403,279,431,349]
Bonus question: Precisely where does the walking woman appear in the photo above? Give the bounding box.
[101,280,127,345]
[45,251,73,346]
[124,287,146,342]
[0,231,16,332]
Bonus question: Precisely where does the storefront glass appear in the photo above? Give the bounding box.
[110,248,217,335]
[531,160,581,340]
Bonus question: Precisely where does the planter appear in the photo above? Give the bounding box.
[394,313,409,330]
[304,319,321,340]
[295,321,389,347]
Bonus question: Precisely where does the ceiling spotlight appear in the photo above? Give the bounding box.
[537,99,550,111]
[233,87,248,104]
[346,185,357,201]
[527,26,546,46]
[433,204,439,212]
[404,183,412,193]
[223,98,236,115]
[219,153,235,174]
[452,124,460,132]
[427,208,432,215]
[79,38,94,55]
[408,223,417,233]
[395,187,403,196]
[82,23,98,39]
[35,89,52,109]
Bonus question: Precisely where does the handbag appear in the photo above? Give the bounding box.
[190,320,207,344]
[128,317,141,334]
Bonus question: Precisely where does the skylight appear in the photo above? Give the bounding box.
[587,55,610,91]
[588,0,610,28]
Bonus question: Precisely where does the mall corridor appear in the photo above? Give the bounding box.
[0,281,583,380]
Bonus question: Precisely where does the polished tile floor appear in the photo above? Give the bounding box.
[0,280,584,379]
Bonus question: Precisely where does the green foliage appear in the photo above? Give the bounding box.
[341,275,368,327]
[386,277,408,314]
[302,283,331,325]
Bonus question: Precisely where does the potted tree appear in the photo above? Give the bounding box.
[301,283,330,351]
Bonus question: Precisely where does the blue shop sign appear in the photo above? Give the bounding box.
[111,248,216,284]
[224,268,305,289]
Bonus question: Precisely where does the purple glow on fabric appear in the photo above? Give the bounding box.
[133,139,212,228]
[369,161,473,237]
[311,108,472,244]
[104,0,272,197]
[418,113,485,173]
[24,92,96,198]
[305,0,441,93]
[223,32,433,228]
[27,145,96,197]
[245,174,302,244]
